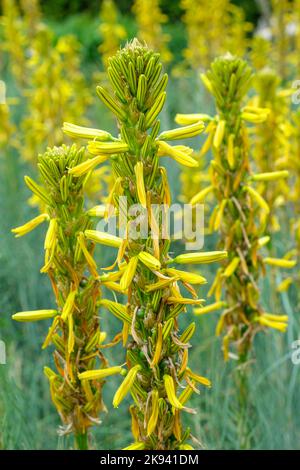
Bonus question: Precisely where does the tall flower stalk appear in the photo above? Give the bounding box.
[64,40,227,450]
[11,145,117,449]
[176,55,294,362]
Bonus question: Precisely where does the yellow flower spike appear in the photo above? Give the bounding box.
[12,213,49,238]
[12,310,58,322]
[190,185,214,206]
[185,368,212,387]
[138,251,161,270]
[62,122,113,141]
[244,185,270,213]
[113,365,142,408]
[277,278,292,292]
[157,140,198,167]
[158,121,205,141]
[150,324,163,367]
[84,229,122,248]
[123,442,145,450]
[251,170,289,182]
[61,290,77,322]
[87,140,129,155]
[223,257,240,277]
[147,390,159,436]
[175,113,211,125]
[78,366,123,381]
[213,119,226,148]
[68,154,108,177]
[172,251,227,265]
[120,256,139,291]
[99,299,131,324]
[194,301,227,316]
[134,162,147,208]
[164,268,207,285]
[163,374,183,410]
[264,257,296,269]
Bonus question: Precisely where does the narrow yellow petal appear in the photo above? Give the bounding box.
[194,301,226,315]
[264,257,296,268]
[78,366,123,381]
[12,310,58,322]
[147,390,159,436]
[12,213,49,237]
[163,374,183,410]
[134,162,147,208]
[138,251,161,270]
[172,251,227,265]
[84,229,122,248]
[113,365,141,408]
[120,256,138,290]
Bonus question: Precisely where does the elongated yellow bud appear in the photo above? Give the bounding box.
[227,134,235,169]
[123,442,145,450]
[24,176,51,205]
[194,301,226,316]
[120,256,138,290]
[69,154,108,176]
[84,229,122,248]
[151,324,162,366]
[258,236,270,247]
[213,120,226,148]
[164,268,207,285]
[277,278,292,292]
[134,162,147,208]
[172,251,227,265]
[113,365,142,408]
[44,218,57,250]
[147,390,159,436]
[144,92,166,128]
[61,290,77,322]
[167,297,204,305]
[245,185,270,213]
[158,140,198,167]
[12,213,49,237]
[185,367,211,387]
[62,122,113,141]
[256,316,287,332]
[67,315,75,354]
[263,313,288,322]
[88,140,129,155]
[190,185,214,205]
[251,171,289,182]
[163,374,183,410]
[175,113,211,125]
[100,299,131,323]
[264,257,296,268]
[78,366,123,381]
[87,205,106,217]
[223,257,240,277]
[200,73,213,93]
[138,251,161,270]
[12,309,58,322]
[158,121,205,141]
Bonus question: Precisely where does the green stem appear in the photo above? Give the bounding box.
[75,431,89,450]
[236,353,252,450]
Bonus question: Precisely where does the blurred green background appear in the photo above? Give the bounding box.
[0,0,300,450]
